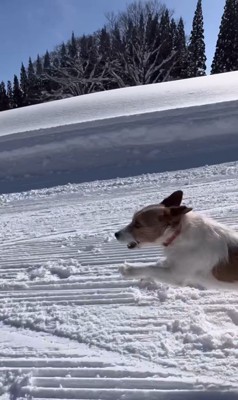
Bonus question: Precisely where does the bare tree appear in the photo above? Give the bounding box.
[42,35,111,98]
[106,1,177,86]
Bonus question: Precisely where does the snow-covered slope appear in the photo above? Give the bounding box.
[0,72,238,193]
[0,73,238,398]
[1,71,238,135]
[1,162,238,398]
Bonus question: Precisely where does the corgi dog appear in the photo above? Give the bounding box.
[115,190,238,291]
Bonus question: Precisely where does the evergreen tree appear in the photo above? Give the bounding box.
[36,54,43,76]
[7,80,13,109]
[43,50,51,71]
[155,9,176,82]
[13,75,23,108]
[28,57,35,78]
[60,43,67,67]
[43,51,52,94]
[20,63,29,105]
[0,81,10,111]
[171,17,188,79]
[36,55,43,99]
[170,18,177,50]
[68,31,77,59]
[108,24,125,89]
[99,27,111,61]
[211,0,238,74]
[98,28,112,90]
[187,0,206,77]
[28,57,41,104]
[159,9,172,58]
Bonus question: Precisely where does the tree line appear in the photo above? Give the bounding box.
[0,0,235,112]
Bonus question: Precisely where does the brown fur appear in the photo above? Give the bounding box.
[128,204,192,245]
[212,248,238,283]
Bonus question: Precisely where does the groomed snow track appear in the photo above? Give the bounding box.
[1,164,238,398]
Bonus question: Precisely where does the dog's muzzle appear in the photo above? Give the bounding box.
[115,230,139,249]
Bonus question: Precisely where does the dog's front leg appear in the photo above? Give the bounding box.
[120,262,177,286]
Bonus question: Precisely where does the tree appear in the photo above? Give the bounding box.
[42,50,53,95]
[171,17,188,80]
[187,0,206,77]
[10,0,207,105]
[60,43,67,67]
[27,57,41,104]
[107,1,177,87]
[13,75,23,108]
[44,34,106,97]
[7,80,13,109]
[211,0,238,74]
[99,27,111,62]
[27,57,39,105]
[36,54,43,76]
[68,31,77,59]
[0,81,9,111]
[20,63,29,106]
[43,50,51,71]
[154,9,177,82]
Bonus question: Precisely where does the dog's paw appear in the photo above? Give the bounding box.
[119,264,136,278]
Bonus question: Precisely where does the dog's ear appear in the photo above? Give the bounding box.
[161,190,183,207]
[169,206,192,217]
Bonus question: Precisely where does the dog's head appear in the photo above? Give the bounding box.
[115,190,192,249]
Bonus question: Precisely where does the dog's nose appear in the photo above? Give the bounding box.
[115,231,120,239]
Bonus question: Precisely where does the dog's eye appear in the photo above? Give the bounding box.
[134,221,142,229]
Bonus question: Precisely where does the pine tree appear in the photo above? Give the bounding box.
[13,75,23,108]
[171,17,188,79]
[0,81,10,111]
[155,9,176,82]
[79,35,88,61]
[28,57,35,78]
[187,0,206,77]
[211,0,238,74]
[7,81,13,108]
[20,63,29,106]
[60,43,67,67]
[170,18,177,49]
[158,9,172,60]
[43,50,51,71]
[99,27,111,61]
[68,31,77,59]
[28,57,41,104]
[36,54,43,76]
[43,51,52,94]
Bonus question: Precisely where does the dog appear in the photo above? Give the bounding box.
[115,190,238,291]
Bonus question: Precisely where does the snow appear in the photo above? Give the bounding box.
[0,72,238,398]
[1,163,238,398]
[0,72,238,193]
[1,71,238,136]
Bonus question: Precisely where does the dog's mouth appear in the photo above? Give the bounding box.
[127,241,139,249]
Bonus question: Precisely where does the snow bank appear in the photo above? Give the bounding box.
[0,72,238,193]
[1,71,238,136]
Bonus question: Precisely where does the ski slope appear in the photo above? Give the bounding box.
[0,72,238,398]
[0,72,238,193]
[1,162,238,399]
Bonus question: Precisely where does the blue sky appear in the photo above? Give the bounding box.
[0,0,225,84]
